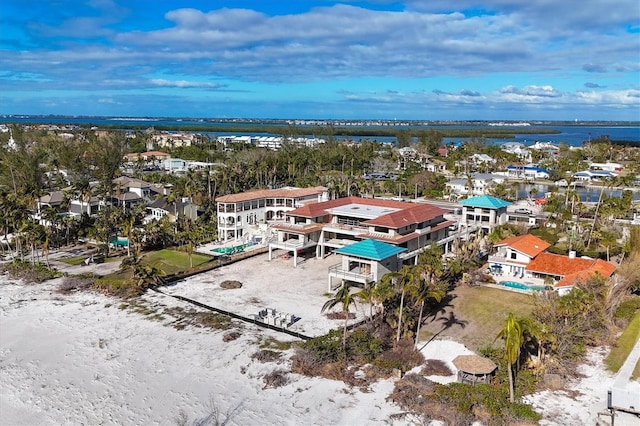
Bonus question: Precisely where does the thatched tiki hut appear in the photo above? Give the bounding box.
[453,355,497,385]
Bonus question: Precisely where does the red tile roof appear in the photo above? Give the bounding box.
[526,253,616,284]
[363,203,448,228]
[495,234,551,258]
[215,186,327,203]
[288,196,417,219]
[286,197,447,231]
[554,259,617,288]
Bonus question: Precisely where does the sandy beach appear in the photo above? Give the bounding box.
[1,253,638,425]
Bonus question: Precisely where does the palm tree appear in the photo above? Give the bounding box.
[527,319,554,374]
[410,277,446,346]
[122,211,135,257]
[355,280,376,322]
[372,276,395,324]
[132,261,165,292]
[412,246,446,345]
[321,283,359,349]
[73,179,93,216]
[495,312,530,403]
[385,265,419,343]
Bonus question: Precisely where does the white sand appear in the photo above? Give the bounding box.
[2,251,637,425]
[0,274,467,426]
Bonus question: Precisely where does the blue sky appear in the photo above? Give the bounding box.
[1,0,639,120]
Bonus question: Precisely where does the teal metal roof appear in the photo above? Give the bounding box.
[334,239,406,261]
[459,195,511,209]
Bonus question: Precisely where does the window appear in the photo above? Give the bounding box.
[510,252,517,260]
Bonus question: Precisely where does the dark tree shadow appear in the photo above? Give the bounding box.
[420,311,469,351]
[424,292,457,323]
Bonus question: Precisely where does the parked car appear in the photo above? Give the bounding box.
[514,208,533,215]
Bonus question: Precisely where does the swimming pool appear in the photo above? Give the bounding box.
[498,281,547,292]
[109,237,129,247]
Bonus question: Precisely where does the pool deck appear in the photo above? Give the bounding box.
[484,270,549,293]
[196,240,267,257]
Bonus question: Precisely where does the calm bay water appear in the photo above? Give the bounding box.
[2,117,638,147]
[517,183,640,202]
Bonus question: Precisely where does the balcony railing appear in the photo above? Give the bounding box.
[488,254,507,263]
[328,264,373,282]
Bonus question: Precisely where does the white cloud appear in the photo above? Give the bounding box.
[149,79,225,89]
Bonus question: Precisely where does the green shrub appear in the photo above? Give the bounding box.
[299,329,344,363]
[373,338,424,373]
[529,228,559,245]
[433,382,540,425]
[1,260,61,283]
[614,298,640,321]
[345,329,383,363]
[546,245,566,255]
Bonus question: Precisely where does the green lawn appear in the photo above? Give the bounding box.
[605,312,640,375]
[420,285,536,350]
[59,256,89,266]
[141,248,214,276]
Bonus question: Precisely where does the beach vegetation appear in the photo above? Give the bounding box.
[389,372,540,425]
[251,349,283,363]
[321,283,359,349]
[0,259,61,283]
[262,369,289,389]
[257,336,293,351]
[57,273,95,294]
[174,396,243,426]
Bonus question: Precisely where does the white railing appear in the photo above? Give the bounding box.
[328,264,373,282]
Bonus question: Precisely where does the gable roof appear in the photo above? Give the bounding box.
[334,239,406,261]
[495,234,551,258]
[459,195,510,209]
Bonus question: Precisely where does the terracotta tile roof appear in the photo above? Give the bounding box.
[215,186,327,203]
[363,203,448,229]
[287,197,447,229]
[288,196,415,218]
[495,234,551,258]
[357,220,455,244]
[554,259,617,288]
[526,253,616,282]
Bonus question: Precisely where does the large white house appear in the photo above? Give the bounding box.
[215,186,328,241]
[268,196,456,269]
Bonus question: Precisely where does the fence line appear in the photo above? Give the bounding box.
[151,287,312,340]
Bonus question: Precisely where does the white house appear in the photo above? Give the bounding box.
[506,165,550,180]
[501,142,531,161]
[573,170,619,182]
[469,154,496,164]
[459,195,511,232]
[163,158,188,173]
[446,173,502,196]
[215,186,328,241]
[588,162,623,172]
